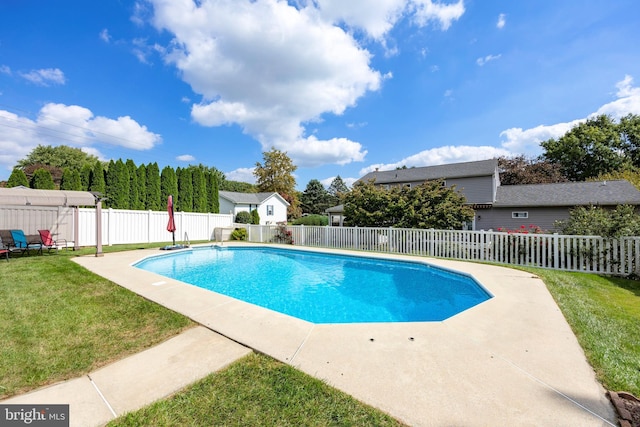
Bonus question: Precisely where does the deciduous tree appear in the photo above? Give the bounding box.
[344,180,474,229]
[498,155,567,185]
[254,148,299,219]
[541,115,630,181]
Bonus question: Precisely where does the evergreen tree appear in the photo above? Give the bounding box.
[89,160,106,195]
[60,168,82,191]
[300,179,332,214]
[80,163,92,191]
[136,164,147,210]
[177,167,193,212]
[106,159,130,209]
[328,175,349,205]
[145,162,161,210]
[6,168,29,187]
[30,168,56,189]
[191,166,207,212]
[105,160,117,208]
[126,159,139,210]
[207,170,220,213]
[161,165,178,206]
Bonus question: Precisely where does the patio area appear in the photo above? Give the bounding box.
[71,243,616,426]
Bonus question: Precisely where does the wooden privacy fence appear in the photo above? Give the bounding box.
[243,225,640,276]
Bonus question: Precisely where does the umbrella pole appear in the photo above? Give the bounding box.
[172,231,176,246]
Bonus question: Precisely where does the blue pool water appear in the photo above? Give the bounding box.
[134,246,492,324]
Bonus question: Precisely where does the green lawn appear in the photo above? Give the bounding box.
[0,245,194,398]
[108,353,405,427]
[522,268,640,396]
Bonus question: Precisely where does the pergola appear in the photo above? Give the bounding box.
[0,187,104,256]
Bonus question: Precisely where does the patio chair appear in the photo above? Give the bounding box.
[38,229,68,253]
[0,234,9,261]
[10,229,44,256]
[0,229,21,258]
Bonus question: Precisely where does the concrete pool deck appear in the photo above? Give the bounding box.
[8,243,618,426]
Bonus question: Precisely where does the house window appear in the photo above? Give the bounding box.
[512,211,528,219]
[266,205,274,216]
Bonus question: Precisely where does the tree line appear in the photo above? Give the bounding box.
[5,145,222,213]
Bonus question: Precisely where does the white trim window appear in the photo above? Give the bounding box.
[512,211,529,219]
[266,205,274,216]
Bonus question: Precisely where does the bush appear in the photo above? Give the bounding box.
[235,211,252,224]
[271,224,293,244]
[556,204,640,238]
[251,209,260,225]
[292,214,328,226]
[231,228,247,241]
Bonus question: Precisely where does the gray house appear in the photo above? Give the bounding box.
[334,159,640,232]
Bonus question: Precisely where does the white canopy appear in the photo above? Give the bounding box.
[0,187,96,207]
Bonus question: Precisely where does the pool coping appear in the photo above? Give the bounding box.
[73,242,617,426]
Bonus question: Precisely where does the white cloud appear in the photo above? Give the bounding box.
[0,65,11,75]
[0,103,161,174]
[147,0,465,169]
[152,0,379,168]
[359,145,510,175]
[176,154,195,161]
[411,0,465,31]
[225,167,256,183]
[499,121,582,154]
[100,28,112,43]
[496,13,506,29]
[19,68,66,86]
[311,0,464,40]
[500,75,640,154]
[476,54,501,66]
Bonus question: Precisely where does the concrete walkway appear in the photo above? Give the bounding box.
[2,326,251,427]
[3,244,619,426]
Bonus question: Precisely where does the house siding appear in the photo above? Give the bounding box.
[448,176,494,204]
[476,207,571,232]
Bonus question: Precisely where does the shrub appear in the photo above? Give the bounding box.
[251,209,260,225]
[272,224,293,244]
[235,211,252,224]
[292,214,328,226]
[556,205,640,238]
[230,228,247,241]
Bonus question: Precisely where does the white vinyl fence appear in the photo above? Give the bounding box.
[78,208,233,246]
[243,225,640,276]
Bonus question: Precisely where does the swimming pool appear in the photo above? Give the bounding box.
[134,246,492,323]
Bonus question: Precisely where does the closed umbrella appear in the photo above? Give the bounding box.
[167,195,176,246]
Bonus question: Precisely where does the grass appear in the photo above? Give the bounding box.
[521,267,640,396]
[108,352,405,427]
[0,244,194,398]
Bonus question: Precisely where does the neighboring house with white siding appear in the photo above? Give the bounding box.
[219,191,289,225]
[327,159,640,231]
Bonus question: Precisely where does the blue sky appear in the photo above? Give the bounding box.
[1,0,639,190]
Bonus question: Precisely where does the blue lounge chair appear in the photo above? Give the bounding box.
[10,230,44,256]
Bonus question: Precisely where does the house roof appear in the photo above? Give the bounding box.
[219,191,290,206]
[494,180,640,207]
[359,158,498,185]
[325,204,344,213]
[0,187,97,206]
